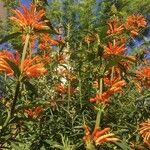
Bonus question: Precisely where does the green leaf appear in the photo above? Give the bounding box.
[23,80,37,96]
[40,146,46,150]
[115,141,132,150]
[0,32,21,44]
[11,142,20,150]
[4,58,20,77]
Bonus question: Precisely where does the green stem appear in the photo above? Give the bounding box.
[2,34,30,128]
[2,109,11,128]
[95,109,102,129]
[10,81,20,117]
[79,77,82,108]
[85,143,96,150]
[99,78,103,96]
[66,23,71,110]
[2,81,20,128]
[95,78,103,128]
[67,82,70,111]
[20,34,30,73]
[111,66,114,81]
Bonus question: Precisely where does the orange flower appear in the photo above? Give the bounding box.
[137,66,150,79]
[83,125,119,145]
[139,119,150,148]
[23,56,47,77]
[136,66,150,88]
[90,80,126,104]
[0,50,47,78]
[104,68,121,86]
[9,3,48,31]
[55,83,67,94]
[107,17,124,35]
[90,93,110,104]
[109,80,126,93]
[104,40,126,55]
[42,53,51,63]
[0,50,19,76]
[55,83,76,94]
[24,106,43,118]
[38,34,59,50]
[125,14,147,37]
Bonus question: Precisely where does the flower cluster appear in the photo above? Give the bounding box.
[125,14,147,37]
[10,3,48,32]
[83,125,119,145]
[24,106,43,119]
[139,119,150,148]
[0,50,47,78]
[90,80,126,105]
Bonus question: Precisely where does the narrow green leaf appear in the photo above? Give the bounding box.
[0,32,21,44]
[11,142,20,150]
[23,80,37,96]
[115,141,132,150]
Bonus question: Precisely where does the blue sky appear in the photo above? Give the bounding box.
[21,0,31,6]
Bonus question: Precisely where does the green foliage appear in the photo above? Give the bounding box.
[0,0,150,150]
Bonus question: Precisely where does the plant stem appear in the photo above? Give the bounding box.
[2,34,30,127]
[95,109,102,128]
[66,23,71,110]
[79,77,82,108]
[86,143,96,150]
[111,66,114,81]
[2,109,11,128]
[10,81,20,117]
[99,78,103,96]
[95,78,103,128]
[2,80,20,128]
[68,80,71,110]
[20,33,30,73]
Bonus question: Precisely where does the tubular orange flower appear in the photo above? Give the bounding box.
[83,125,119,145]
[23,56,47,77]
[24,106,43,118]
[38,34,59,50]
[109,80,126,93]
[104,40,126,55]
[55,83,67,94]
[90,93,110,104]
[139,119,150,148]
[90,80,126,104]
[125,14,147,37]
[136,66,150,88]
[9,3,48,31]
[55,83,75,94]
[125,14,147,28]
[0,50,47,78]
[107,17,124,35]
[0,50,19,76]
[136,66,150,79]
[25,63,47,77]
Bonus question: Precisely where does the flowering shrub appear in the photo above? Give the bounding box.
[0,1,150,150]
